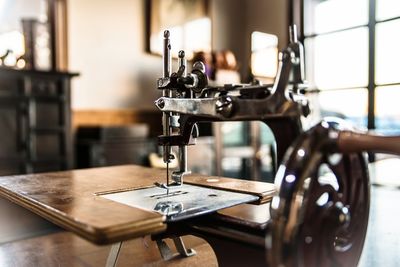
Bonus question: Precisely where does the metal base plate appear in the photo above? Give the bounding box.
[101,184,258,222]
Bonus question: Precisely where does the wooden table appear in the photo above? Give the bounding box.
[2,160,399,266]
[0,165,275,246]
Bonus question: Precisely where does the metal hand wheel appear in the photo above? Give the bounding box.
[268,119,370,267]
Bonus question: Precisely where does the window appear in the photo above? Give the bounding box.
[302,0,400,134]
[149,17,211,59]
[251,31,278,80]
[148,0,211,59]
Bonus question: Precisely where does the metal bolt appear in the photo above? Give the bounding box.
[193,61,205,73]
[156,99,165,109]
[215,96,233,118]
[164,30,170,38]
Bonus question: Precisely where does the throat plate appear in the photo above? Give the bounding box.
[100,184,258,222]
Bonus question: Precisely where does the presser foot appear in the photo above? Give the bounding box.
[171,170,191,185]
[156,237,196,261]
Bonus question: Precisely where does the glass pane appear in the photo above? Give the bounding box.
[0,0,46,58]
[148,0,211,59]
[304,0,368,35]
[221,122,247,146]
[0,0,45,32]
[260,124,275,145]
[305,28,368,89]
[377,0,400,21]
[305,37,316,89]
[375,19,400,85]
[315,89,368,128]
[375,85,400,134]
[183,18,211,58]
[251,31,278,78]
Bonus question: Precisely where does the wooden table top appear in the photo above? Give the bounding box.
[0,165,275,245]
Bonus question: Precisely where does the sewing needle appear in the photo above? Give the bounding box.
[166,159,169,195]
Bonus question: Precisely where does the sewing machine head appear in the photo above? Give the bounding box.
[154,25,310,188]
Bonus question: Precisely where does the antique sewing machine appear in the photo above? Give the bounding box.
[148,25,368,266]
[1,25,400,267]
[150,25,400,267]
[155,26,308,188]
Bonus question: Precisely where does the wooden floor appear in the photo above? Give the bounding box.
[0,233,217,267]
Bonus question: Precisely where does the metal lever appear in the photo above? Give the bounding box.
[288,24,306,91]
[337,131,400,155]
[161,30,173,189]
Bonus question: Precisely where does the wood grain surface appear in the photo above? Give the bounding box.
[0,231,217,267]
[0,165,275,245]
[185,175,276,204]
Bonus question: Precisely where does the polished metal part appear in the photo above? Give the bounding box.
[156,35,212,188]
[289,24,298,43]
[267,118,370,267]
[163,30,171,78]
[161,30,173,188]
[155,26,310,190]
[178,50,187,77]
[156,96,219,116]
[215,96,234,118]
[171,145,191,185]
[106,242,122,267]
[173,237,197,257]
[101,184,258,222]
[288,24,306,89]
[154,28,309,119]
[156,237,196,261]
[156,239,175,260]
[170,115,180,127]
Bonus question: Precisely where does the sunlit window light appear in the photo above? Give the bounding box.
[376,0,400,21]
[314,0,368,34]
[376,86,400,133]
[251,31,278,79]
[316,88,368,128]
[0,0,5,13]
[184,18,211,59]
[375,19,400,85]
[309,27,368,90]
[0,30,25,57]
[150,17,211,59]
[306,0,400,133]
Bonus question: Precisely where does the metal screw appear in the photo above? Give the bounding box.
[164,30,170,38]
[193,61,205,73]
[156,99,165,109]
[215,96,233,118]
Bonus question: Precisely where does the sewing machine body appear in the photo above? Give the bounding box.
[150,26,373,267]
[155,27,308,192]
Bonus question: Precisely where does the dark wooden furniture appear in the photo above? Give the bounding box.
[0,67,78,175]
[75,125,157,168]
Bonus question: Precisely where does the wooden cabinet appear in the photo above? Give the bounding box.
[0,68,78,175]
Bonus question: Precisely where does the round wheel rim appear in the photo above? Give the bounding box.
[268,120,370,267]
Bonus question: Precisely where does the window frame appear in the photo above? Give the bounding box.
[293,0,400,131]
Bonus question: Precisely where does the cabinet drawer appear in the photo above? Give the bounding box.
[34,134,62,158]
[30,78,61,96]
[35,102,61,127]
